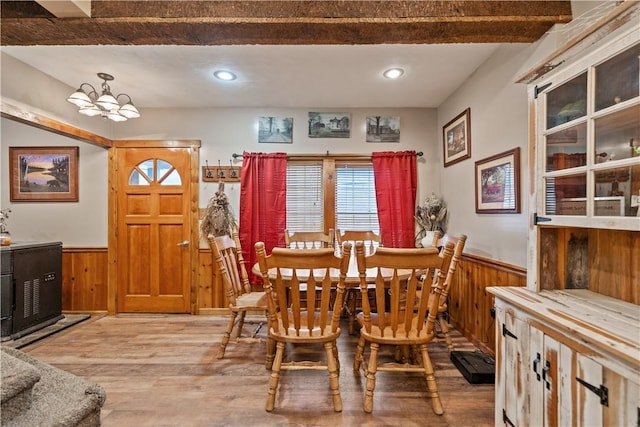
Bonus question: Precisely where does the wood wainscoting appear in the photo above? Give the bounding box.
[62,248,109,313]
[448,253,527,356]
[62,247,527,355]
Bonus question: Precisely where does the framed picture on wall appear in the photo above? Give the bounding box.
[366,116,400,142]
[9,146,79,202]
[475,147,520,214]
[308,112,350,138]
[443,108,471,167]
[258,116,293,143]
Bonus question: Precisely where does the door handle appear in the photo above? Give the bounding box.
[177,240,190,247]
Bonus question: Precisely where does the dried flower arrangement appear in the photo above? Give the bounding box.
[200,182,238,238]
[415,193,448,246]
[0,208,11,233]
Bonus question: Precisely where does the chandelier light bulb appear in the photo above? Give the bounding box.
[66,72,141,122]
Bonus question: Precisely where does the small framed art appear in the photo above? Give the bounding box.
[366,116,400,142]
[9,146,79,202]
[308,112,350,138]
[443,108,471,167]
[258,116,293,143]
[475,147,520,214]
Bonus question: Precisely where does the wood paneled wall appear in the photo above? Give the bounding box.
[447,254,527,356]
[62,246,525,355]
[61,248,109,313]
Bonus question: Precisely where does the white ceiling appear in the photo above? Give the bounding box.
[2,43,502,109]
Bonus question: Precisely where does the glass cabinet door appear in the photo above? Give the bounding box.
[539,32,640,227]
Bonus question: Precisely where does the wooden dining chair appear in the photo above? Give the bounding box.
[255,241,352,412]
[336,229,381,335]
[209,232,272,368]
[353,241,455,414]
[429,234,467,352]
[284,228,335,249]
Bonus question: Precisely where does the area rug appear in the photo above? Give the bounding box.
[2,314,93,349]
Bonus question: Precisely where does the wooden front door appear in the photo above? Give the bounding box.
[114,146,195,313]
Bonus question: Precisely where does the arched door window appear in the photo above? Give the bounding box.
[128,158,182,186]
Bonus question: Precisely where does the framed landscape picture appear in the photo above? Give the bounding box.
[9,146,79,202]
[308,112,350,138]
[443,108,471,167]
[258,116,293,143]
[475,147,520,214]
[366,116,400,142]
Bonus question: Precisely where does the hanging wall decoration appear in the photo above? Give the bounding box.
[9,146,79,202]
[366,116,400,142]
[443,108,471,167]
[258,116,293,143]
[308,112,350,138]
[475,147,521,214]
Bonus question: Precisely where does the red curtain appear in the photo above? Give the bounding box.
[239,151,287,284]
[372,151,417,248]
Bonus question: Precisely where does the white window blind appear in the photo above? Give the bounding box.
[335,163,379,233]
[286,162,324,231]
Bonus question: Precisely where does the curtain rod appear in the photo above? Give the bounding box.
[232,151,423,159]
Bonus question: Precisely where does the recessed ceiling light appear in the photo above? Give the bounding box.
[213,70,237,81]
[383,68,405,79]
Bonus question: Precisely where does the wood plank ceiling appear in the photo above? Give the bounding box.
[2,1,573,46]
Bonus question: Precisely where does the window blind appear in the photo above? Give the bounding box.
[286,162,324,231]
[335,163,380,233]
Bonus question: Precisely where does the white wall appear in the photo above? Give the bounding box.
[438,44,531,267]
[0,118,109,246]
[111,107,440,211]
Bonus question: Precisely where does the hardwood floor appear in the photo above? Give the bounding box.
[17,314,495,426]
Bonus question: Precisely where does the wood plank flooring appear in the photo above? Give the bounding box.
[17,314,495,426]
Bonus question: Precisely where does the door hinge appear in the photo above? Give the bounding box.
[576,377,608,406]
[502,324,518,340]
[502,409,515,427]
[534,82,553,99]
[533,213,552,225]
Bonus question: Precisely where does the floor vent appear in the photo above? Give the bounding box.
[450,350,495,384]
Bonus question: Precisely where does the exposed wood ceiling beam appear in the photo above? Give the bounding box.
[2,1,572,46]
[35,0,91,18]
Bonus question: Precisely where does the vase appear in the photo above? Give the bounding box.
[0,230,11,246]
[420,231,436,248]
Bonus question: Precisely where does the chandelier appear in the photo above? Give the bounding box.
[66,72,140,122]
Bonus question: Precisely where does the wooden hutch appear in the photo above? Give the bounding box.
[489,3,639,426]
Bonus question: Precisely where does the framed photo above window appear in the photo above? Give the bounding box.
[308,112,350,138]
[258,116,293,143]
[366,116,400,142]
[443,108,471,167]
[475,147,521,214]
[9,146,79,202]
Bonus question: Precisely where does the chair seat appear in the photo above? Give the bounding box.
[270,310,342,341]
[234,291,268,310]
[356,312,435,343]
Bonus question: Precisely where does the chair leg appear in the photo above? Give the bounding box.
[265,314,275,370]
[217,311,238,359]
[265,335,276,370]
[324,341,343,412]
[353,334,366,372]
[235,311,247,339]
[265,341,285,412]
[346,290,356,335]
[363,342,379,413]
[332,343,340,374]
[418,343,443,415]
[437,313,454,352]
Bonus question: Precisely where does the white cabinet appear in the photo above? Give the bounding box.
[491,288,639,427]
[490,5,640,425]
